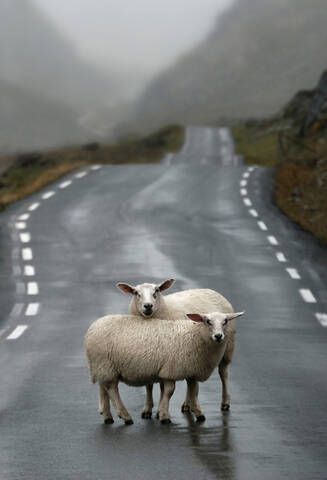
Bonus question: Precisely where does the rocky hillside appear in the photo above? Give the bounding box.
[133,0,327,132]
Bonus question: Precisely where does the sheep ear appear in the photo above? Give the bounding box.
[187,313,205,323]
[116,283,135,295]
[225,311,245,321]
[158,278,175,292]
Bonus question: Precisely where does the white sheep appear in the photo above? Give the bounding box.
[85,311,244,425]
[117,279,235,417]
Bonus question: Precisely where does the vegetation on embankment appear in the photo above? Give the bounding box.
[233,71,327,244]
[0,125,184,210]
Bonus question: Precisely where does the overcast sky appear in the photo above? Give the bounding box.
[32,0,234,82]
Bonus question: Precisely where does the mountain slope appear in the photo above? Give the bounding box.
[134,0,327,130]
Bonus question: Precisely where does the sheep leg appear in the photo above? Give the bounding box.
[142,384,154,419]
[181,381,192,413]
[156,381,165,419]
[158,380,175,424]
[219,358,231,411]
[106,382,134,425]
[99,384,114,424]
[187,379,205,422]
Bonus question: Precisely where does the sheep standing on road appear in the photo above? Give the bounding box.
[117,279,236,417]
[85,311,244,425]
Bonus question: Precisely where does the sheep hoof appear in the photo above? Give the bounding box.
[181,404,191,413]
[104,417,114,424]
[221,404,230,411]
[160,418,171,425]
[125,419,134,425]
[196,414,206,423]
[141,411,152,419]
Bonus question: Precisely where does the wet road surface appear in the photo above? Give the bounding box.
[0,128,327,479]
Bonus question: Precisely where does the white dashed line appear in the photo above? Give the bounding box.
[24,265,35,276]
[42,191,55,199]
[28,202,40,211]
[15,222,26,230]
[25,303,40,316]
[27,282,39,295]
[18,214,30,221]
[19,232,31,243]
[316,313,327,327]
[286,268,301,280]
[240,189,247,196]
[299,289,317,303]
[258,221,268,231]
[59,180,72,189]
[276,252,287,262]
[22,248,33,261]
[10,303,24,318]
[249,209,258,218]
[90,165,102,170]
[267,236,279,246]
[240,180,247,187]
[243,198,252,207]
[75,171,87,179]
[243,172,250,178]
[248,166,255,172]
[7,325,28,340]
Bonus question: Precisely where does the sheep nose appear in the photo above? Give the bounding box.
[214,334,223,341]
[144,303,153,311]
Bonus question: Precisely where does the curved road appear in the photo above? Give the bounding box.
[0,127,326,479]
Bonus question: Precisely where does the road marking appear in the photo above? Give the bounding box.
[243,172,250,178]
[286,268,301,280]
[13,265,21,276]
[16,282,25,295]
[28,202,40,211]
[10,303,24,318]
[19,232,31,243]
[267,235,279,246]
[299,289,317,303]
[18,214,30,221]
[25,303,40,316]
[91,165,102,170]
[240,180,247,187]
[15,222,26,230]
[258,221,268,231]
[22,248,33,260]
[249,209,258,217]
[42,191,55,199]
[243,198,252,206]
[240,188,247,196]
[276,252,287,262]
[27,282,39,295]
[75,171,87,178]
[24,265,35,276]
[59,180,72,189]
[7,325,28,339]
[316,313,327,327]
[248,166,256,172]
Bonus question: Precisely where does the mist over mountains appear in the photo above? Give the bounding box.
[0,0,118,152]
[133,0,327,132]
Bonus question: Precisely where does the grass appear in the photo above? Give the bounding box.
[233,120,327,244]
[0,125,184,210]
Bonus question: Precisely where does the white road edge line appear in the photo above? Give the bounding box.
[258,221,268,231]
[276,252,287,262]
[249,209,258,217]
[243,198,252,207]
[59,180,72,189]
[27,282,39,295]
[286,268,301,280]
[240,180,247,187]
[75,171,87,179]
[267,235,279,246]
[90,165,102,170]
[28,202,40,211]
[315,313,327,327]
[15,222,26,230]
[42,191,55,199]
[25,303,40,316]
[19,232,31,243]
[240,188,247,196]
[299,289,317,303]
[22,248,33,261]
[18,214,30,221]
[24,265,35,276]
[7,325,28,340]
[243,172,250,178]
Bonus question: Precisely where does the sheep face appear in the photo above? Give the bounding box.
[187,311,244,343]
[116,279,175,318]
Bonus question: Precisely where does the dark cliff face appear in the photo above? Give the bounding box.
[133,0,327,131]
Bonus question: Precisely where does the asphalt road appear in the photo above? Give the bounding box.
[0,127,326,480]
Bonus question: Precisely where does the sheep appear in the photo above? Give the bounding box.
[116,279,235,417]
[85,311,244,425]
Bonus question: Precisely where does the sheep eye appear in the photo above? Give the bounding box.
[153,289,159,298]
[135,291,140,297]
[223,319,228,326]
[206,320,212,326]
